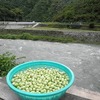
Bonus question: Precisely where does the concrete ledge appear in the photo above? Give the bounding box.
[0,77,100,100]
[0,82,88,100]
[67,86,100,100]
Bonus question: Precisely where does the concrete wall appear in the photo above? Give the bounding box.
[63,31,100,43]
[0,22,35,29]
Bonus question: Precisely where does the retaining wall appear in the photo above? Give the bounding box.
[0,29,100,43]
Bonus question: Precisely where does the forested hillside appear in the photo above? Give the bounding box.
[0,0,99,23]
[53,0,100,22]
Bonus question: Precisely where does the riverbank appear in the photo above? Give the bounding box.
[0,29,100,44]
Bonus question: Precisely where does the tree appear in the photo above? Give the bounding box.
[12,8,23,21]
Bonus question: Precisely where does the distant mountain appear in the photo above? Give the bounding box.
[0,0,99,23]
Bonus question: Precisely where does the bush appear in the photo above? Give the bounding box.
[20,33,33,40]
[43,22,68,28]
[66,24,70,28]
[89,23,95,28]
[0,52,25,77]
[70,22,82,29]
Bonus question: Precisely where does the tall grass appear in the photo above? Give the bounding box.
[0,33,78,43]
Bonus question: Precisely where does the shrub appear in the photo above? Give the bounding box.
[67,24,70,28]
[89,23,95,28]
[70,22,82,29]
[44,22,68,28]
[0,52,25,77]
[20,33,33,40]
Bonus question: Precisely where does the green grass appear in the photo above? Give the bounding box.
[26,26,100,32]
[0,32,100,44]
[0,33,78,43]
[33,22,100,31]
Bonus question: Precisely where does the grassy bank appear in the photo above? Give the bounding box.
[0,33,78,43]
[38,22,100,31]
[0,29,100,44]
[0,32,100,44]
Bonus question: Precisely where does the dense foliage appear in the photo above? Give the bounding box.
[0,0,99,23]
[0,52,25,76]
[54,0,100,23]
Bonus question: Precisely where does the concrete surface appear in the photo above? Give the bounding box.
[0,77,89,100]
[0,39,100,93]
[0,77,100,100]
[0,21,36,29]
